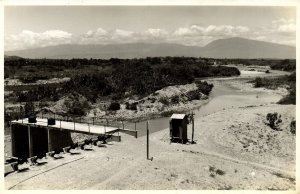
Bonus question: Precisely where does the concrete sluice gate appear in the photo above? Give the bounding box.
[11,124,73,159]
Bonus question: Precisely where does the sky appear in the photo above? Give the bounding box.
[4,6,296,51]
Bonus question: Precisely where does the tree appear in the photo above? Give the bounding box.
[24,101,35,117]
[108,102,120,111]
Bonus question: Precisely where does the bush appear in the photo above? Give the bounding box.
[160,110,176,117]
[65,98,90,116]
[278,88,296,105]
[290,120,296,135]
[159,97,169,105]
[186,90,201,101]
[196,81,214,95]
[170,95,180,104]
[271,59,296,71]
[108,102,120,111]
[111,93,123,100]
[254,77,263,88]
[24,101,35,117]
[265,70,270,73]
[125,102,137,110]
[266,112,282,130]
[216,169,226,176]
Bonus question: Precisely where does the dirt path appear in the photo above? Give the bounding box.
[180,148,294,175]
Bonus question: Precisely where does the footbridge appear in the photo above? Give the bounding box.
[10,117,138,159]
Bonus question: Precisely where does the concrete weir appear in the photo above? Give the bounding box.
[10,118,138,159]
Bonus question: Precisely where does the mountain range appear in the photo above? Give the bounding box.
[4,37,296,59]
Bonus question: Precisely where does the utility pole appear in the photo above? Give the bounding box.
[146,121,153,160]
[146,121,149,160]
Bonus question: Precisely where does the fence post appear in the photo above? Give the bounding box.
[93,117,94,125]
[135,122,137,131]
[122,121,124,130]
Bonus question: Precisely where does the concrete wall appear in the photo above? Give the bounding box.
[11,124,30,159]
[48,129,73,152]
[11,124,73,158]
[30,126,48,157]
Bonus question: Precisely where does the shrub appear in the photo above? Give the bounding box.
[290,120,296,135]
[266,112,282,130]
[216,169,226,176]
[65,98,90,116]
[108,102,120,111]
[111,93,123,100]
[254,77,263,88]
[265,70,270,73]
[186,90,201,101]
[271,59,296,71]
[159,97,169,105]
[160,110,176,117]
[125,102,137,110]
[24,101,35,117]
[147,97,156,103]
[287,72,296,82]
[196,81,214,95]
[278,88,296,105]
[170,95,180,104]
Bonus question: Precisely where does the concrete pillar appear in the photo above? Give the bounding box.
[28,125,33,158]
[11,124,16,157]
[47,128,51,152]
[48,129,73,152]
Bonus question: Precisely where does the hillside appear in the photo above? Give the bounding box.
[5,37,296,59]
[201,37,295,59]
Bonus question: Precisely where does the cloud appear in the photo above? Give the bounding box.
[277,23,296,34]
[143,28,168,38]
[254,36,266,41]
[79,28,169,45]
[173,25,249,37]
[85,28,107,38]
[113,29,134,37]
[270,18,296,35]
[5,30,72,51]
[5,20,295,51]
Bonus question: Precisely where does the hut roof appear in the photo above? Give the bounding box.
[170,114,186,119]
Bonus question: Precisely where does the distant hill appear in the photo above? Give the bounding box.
[4,37,296,59]
[4,55,24,60]
[201,37,295,59]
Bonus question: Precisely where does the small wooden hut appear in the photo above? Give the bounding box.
[169,114,188,143]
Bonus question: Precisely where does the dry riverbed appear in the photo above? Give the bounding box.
[5,72,296,190]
